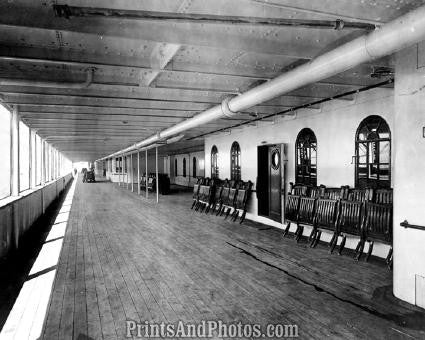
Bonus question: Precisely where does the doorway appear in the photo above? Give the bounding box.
[257,144,286,223]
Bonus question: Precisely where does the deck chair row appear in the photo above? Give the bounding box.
[190,178,253,224]
[284,195,393,266]
[289,182,393,204]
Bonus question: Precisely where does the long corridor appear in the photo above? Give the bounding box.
[40,179,425,340]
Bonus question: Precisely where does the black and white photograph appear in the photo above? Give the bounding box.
[0,1,425,339]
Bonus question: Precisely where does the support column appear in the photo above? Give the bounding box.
[29,129,34,189]
[131,153,134,192]
[126,155,129,189]
[41,140,45,185]
[10,106,20,249]
[145,149,148,198]
[156,147,159,203]
[11,106,20,196]
[393,44,425,308]
[119,155,122,186]
[137,151,140,195]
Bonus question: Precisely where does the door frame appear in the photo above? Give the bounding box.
[257,143,287,224]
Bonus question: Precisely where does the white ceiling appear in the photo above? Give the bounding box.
[0,0,421,161]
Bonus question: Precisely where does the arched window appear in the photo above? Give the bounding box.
[183,158,187,177]
[192,157,197,178]
[230,141,241,180]
[211,146,219,178]
[174,158,178,176]
[295,128,317,186]
[355,115,391,189]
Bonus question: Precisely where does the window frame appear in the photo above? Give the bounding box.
[211,145,219,178]
[230,141,241,181]
[183,158,187,177]
[355,115,391,189]
[192,157,197,178]
[295,128,317,186]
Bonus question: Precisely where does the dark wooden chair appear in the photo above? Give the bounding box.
[363,202,393,266]
[289,182,308,196]
[323,187,347,200]
[374,188,393,204]
[347,188,373,203]
[206,178,222,214]
[309,185,326,199]
[191,177,203,209]
[217,180,232,216]
[283,195,301,237]
[223,180,239,219]
[196,178,212,212]
[331,200,364,258]
[309,198,338,248]
[231,180,253,224]
[294,197,316,242]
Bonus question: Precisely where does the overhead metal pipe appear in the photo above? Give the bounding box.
[53,5,376,30]
[0,68,94,89]
[98,5,425,161]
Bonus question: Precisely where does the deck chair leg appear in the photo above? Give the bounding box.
[219,206,225,216]
[200,203,206,212]
[313,230,322,248]
[330,233,339,254]
[385,247,393,265]
[224,208,231,219]
[355,240,365,261]
[295,226,304,243]
[216,204,222,216]
[329,232,337,248]
[338,236,347,255]
[191,200,197,209]
[283,222,291,237]
[366,241,374,262]
[232,211,239,222]
[239,210,247,224]
[231,209,238,220]
[308,228,316,244]
[205,204,210,214]
[294,224,300,240]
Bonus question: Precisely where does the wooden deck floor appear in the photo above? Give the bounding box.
[40,179,425,339]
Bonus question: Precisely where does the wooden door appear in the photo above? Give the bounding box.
[268,145,282,222]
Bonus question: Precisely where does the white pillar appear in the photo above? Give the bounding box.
[137,151,140,195]
[393,44,425,308]
[156,147,159,203]
[11,106,20,196]
[41,140,45,185]
[145,149,148,198]
[131,153,134,192]
[118,155,122,186]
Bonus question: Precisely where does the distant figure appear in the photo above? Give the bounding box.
[74,168,77,176]
[103,168,106,177]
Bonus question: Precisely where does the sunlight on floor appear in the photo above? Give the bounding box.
[0,179,76,340]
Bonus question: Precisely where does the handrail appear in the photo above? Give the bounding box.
[400,220,425,231]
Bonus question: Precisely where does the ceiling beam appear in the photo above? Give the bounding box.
[0,4,366,57]
[52,5,376,30]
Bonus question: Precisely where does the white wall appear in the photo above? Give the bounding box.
[205,87,394,219]
[105,152,166,183]
[393,43,425,308]
[169,151,205,187]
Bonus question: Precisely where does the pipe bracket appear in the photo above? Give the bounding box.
[221,97,236,118]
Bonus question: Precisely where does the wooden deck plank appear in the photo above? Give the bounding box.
[39,180,425,340]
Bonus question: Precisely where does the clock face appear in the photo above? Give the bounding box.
[271,150,280,170]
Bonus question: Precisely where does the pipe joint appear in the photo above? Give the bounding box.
[220,97,237,118]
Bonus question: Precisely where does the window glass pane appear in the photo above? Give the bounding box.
[0,105,11,199]
[36,136,42,185]
[31,131,36,185]
[19,121,30,191]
